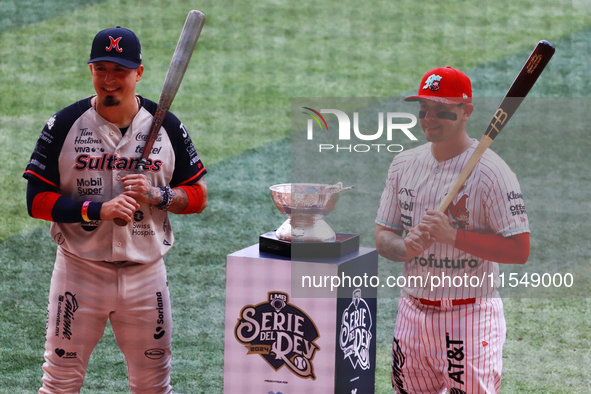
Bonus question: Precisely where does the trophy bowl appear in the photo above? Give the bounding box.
[269,183,353,243]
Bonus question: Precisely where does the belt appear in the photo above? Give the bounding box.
[414,297,476,307]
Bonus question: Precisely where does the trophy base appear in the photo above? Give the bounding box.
[259,231,359,259]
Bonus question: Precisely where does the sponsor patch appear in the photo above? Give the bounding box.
[153,292,166,340]
[446,333,465,385]
[145,348,165,359]
[401,214,413,228]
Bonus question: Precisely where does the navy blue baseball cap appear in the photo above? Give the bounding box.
[88,26,142,69]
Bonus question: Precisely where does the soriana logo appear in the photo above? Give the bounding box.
[234,292,320,379]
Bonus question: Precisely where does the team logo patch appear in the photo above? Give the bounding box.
[339,289,373,370]
[106,36,123,53]
[47,115,56,130]
[423,74,442,91]
[234,292,320,380]
[446,194,469,230]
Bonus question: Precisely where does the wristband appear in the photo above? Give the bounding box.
[179,184,205,214]
[81,201,91,222]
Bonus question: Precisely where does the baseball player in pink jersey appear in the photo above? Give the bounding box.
[375,67,530,394]
[23,27,207,393]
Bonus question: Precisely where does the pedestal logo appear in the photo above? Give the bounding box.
[339,289,373,370]
[234,292,320,379]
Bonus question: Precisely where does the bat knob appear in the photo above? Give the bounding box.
[113,218,128,226]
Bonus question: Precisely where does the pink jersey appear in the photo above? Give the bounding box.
[376,139,529,299]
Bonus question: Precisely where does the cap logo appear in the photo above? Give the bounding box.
[423,74,442,91]
[106,36,123,53]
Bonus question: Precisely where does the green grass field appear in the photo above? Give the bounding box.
[1,0,590,392]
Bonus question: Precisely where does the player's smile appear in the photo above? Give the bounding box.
[90,61,143,106]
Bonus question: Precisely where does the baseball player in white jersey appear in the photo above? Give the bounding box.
[375,67,530,394]
[23,27,207,393]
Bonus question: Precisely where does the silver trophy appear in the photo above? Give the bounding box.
[270,183,354,243]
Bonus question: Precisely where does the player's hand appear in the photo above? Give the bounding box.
[418,209,457,245]
[404,226,434,257]
[121,174,160,206]
[100,194,140,223]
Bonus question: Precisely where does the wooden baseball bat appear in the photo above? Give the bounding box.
[114,10,206,226]
[437,40,555,213]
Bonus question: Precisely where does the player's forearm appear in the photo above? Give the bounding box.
[375,229,412,262]
[167,187,188,214]
[27,180,102,223]
[145,181,207,214]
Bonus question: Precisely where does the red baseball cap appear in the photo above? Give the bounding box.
[404,66,472,104]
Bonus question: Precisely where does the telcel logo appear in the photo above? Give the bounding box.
[303,107,418,153]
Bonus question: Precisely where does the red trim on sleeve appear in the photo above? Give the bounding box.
[176,167,206,187]
[178,184,205,214]
[32,192,61,222]
[24,170,58,188]
[454,231,530,264]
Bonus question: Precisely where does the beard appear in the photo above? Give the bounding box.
[102,95,120,107]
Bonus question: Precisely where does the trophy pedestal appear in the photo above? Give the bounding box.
[259,231,360,258]
[223,243,378,394]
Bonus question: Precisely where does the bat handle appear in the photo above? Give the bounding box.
[113,162,146,226]
[436,135,494,212]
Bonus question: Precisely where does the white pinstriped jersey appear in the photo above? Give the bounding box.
[24,96,206,264]
[376,139,529,299]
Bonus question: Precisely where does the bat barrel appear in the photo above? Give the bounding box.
[159,10,206,110]
[484,40,555,140]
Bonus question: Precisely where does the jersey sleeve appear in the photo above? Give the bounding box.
[483,161,530,237]
[160,112,207,187]
[375,157,404,231]
[23,99,90,187]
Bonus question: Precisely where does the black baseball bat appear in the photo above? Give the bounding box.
[438,40,555,212]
